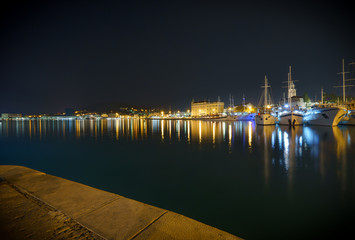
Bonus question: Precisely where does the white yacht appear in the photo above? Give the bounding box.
[279,111,303,125]
[304,89,347,126]
[279,66,304,126]
[304,106,347,126]
[255,76,277,125]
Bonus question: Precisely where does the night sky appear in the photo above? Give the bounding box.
[1,1,354,114]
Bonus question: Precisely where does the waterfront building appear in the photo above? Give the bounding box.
[1,113,22,119]
[191,100,224,117]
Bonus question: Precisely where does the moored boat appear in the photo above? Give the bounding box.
[279,111,304,126]
[304,88,347,126]
[255,76,277,125]
[279,66,304,126]
[304,106,346,126]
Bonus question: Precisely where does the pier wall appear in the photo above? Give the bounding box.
[0,165,242,240]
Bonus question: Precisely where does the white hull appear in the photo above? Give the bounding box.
[255,113,277,125]
[279,112,303,126]
[304,108,346,126]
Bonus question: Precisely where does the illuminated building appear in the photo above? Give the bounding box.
[191,100,224,117]
[1,113,22,119]
[108,113,120,118]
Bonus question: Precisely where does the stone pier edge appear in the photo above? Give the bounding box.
[0,165,243,240]
[5,180,108,239]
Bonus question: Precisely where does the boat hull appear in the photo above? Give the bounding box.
[340,112,355,125]
[255,113,277,125]
[279,112,303,126]
[304,108,346,126]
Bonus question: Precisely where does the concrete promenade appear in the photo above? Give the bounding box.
[0,165,242,240]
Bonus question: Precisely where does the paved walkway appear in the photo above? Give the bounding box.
[0,165,242,240]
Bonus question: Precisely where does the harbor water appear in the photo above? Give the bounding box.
[0,119,354,239]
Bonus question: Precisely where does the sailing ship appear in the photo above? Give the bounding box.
[279,66,304,126]
[255,76,277,125]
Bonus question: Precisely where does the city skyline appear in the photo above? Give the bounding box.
[1,1,354,114]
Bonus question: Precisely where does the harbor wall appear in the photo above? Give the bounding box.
[0,165,242,240]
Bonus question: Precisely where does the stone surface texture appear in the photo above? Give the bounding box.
[0,165,242,240]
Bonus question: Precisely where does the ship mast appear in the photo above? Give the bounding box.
[263,75,269,111]
[321,87,323,105]
[335,59,354,103]
[288,66,292,111]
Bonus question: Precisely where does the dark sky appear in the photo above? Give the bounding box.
[1,0,354,114]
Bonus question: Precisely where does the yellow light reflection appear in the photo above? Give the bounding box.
[140,119,144,138]
[81,120,85,137]
[29,120,32,139]
[212,122,216,144]
[33,120,36,137]
[199,121,202,144]
[122,119,125,136]
[333,127,348,191]
[248,121,252,149]
[144,120,147,137]
[333,127,347,160]
[228,124,232,148]
[76,120,80,138]
[187,121,190,143]
[90,119,94,137]
[116,119,119,140]
[177,120,180,141]
[94,120,97,140]
[169,120,172,139]
[161,120,164,140]
[39,119,42,140]
[100,119,104,138]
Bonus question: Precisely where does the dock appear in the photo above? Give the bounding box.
[0,165,242,240]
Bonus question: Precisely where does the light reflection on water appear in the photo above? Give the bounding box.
[1,119,355,239]
[1,119,354,176]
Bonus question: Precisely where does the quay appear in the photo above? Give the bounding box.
[0,165,242,240]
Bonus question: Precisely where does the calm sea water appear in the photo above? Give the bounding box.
[0,119,354,239]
